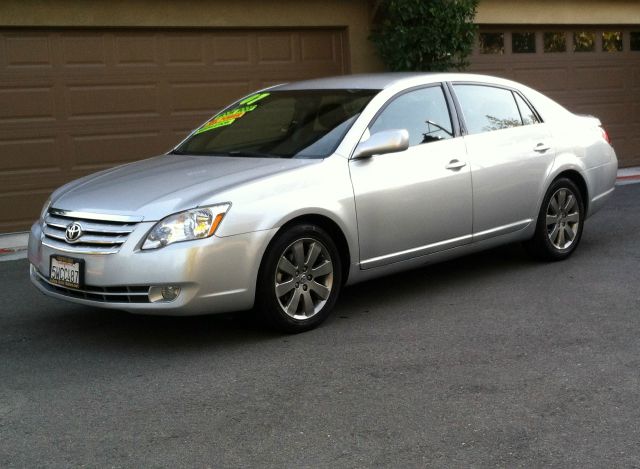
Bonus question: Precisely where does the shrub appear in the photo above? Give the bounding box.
[370,0,479,72]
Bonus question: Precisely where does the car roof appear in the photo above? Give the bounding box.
[271,72,514,91]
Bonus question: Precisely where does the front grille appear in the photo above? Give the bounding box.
[32,267,150,303]
[42,209,140,254]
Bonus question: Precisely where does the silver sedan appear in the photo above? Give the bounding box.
[28,73,618,332]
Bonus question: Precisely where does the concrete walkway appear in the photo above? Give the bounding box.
[2,166,640,261]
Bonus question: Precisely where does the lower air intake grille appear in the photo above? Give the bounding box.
[33,268,150,304]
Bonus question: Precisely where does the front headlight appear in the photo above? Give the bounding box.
[141,203,231,250]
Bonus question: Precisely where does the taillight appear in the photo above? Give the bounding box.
[600,126,612,145]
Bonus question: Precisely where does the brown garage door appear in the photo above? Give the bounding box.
[469,26,640,168]
[0,28,349,233]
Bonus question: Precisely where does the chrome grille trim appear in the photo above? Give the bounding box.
[42,210,140,254]
[32,267,150,303]
[44,214,136,234]
[43,224,129,245]
[48,208,143,223]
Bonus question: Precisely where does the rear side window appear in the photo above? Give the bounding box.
[513,93,539,125]
[369,86,454,146]
[453,84,525,135]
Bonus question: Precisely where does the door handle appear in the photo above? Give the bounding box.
[534,143,551,152]
[445,159,467,170]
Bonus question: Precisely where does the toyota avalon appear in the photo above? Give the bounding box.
[28,73,618,332]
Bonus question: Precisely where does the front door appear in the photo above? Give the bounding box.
[349,85,473,269]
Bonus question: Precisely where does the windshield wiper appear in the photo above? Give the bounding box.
[227,150,285,158]
[167,149,285,158]
[169,150,235,157]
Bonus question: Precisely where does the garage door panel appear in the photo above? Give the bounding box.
[3,33,53,69]
[0,170,65,192]
[114,34,159,67]
[0,136,63,176]
[572,66,625,91]
[164,34,207,66]
[257,33,295,63]
[0,27,348,232]
[301,32,337,62]
[0,86,56,123]
[70,131,166,171]
[66,83,160,120]
[61,33,108,67]
[212,35,251,64]
[66,122,181,165]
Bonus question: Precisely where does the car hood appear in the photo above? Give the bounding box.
[51,154,318,221]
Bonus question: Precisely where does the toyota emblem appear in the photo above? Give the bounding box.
[65,222,83,243]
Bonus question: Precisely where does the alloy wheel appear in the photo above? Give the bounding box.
[274,238,334,320]
[546,188,581,250]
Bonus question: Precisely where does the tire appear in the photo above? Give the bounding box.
[257,224,342,333]
[525,177,585,261]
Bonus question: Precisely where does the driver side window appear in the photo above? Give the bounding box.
[369,86,454,146]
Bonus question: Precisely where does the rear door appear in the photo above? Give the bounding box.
[451,83,555,240]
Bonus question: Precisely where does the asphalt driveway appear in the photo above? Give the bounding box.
[1,184,639,468]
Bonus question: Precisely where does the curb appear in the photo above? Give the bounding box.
[1,166,639,261]
[616,174,640,185]
[616,166,640,185]
[0,232,29,261]
[0,247,27,261]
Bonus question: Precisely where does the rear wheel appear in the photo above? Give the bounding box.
[257,224,342,333]
[525,177,585,261]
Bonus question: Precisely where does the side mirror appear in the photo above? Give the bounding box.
[352,129,410,159]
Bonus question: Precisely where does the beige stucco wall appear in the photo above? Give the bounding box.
[477,0,640,24]
[0,0,384,73]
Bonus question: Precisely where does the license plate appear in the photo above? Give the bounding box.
[50,255,84,289]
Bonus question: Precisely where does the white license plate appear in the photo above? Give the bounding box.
[50,255,83,289]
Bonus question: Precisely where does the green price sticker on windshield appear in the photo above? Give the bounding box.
[239,92,270,106]
[194,93,270,135]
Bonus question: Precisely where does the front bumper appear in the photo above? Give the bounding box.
[28,221,276,315]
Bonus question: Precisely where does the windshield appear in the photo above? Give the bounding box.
[174,89,379,159]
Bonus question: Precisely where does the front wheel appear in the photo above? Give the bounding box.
[525,177,585,261]
[257,224,342,333]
